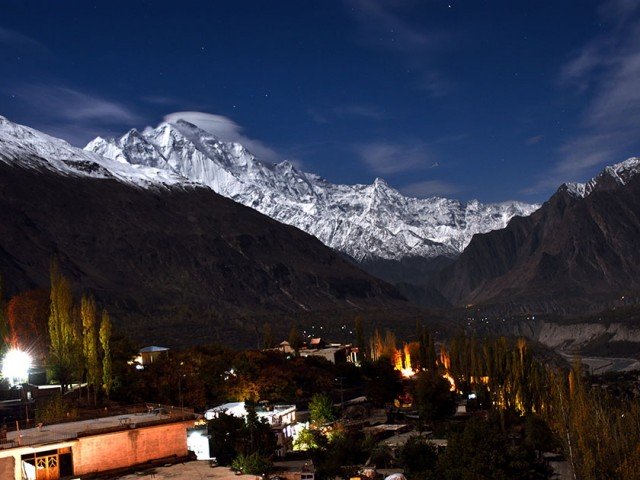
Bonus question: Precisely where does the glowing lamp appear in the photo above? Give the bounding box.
[2,349,32,385]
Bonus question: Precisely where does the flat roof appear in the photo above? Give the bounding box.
[140,346,170,353]
[117,463,259,480]
[4,409,194,449]
[378,431,447,448]
[363,424,408,434]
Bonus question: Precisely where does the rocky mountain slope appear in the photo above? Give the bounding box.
[86,120,538,282]
[434,158,640,313]
[0,116,410,346]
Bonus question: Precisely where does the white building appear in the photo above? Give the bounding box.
[204,402,296,426]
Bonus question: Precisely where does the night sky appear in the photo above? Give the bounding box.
[1,0,639,202]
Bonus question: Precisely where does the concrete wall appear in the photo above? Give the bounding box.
[72,421,190,476]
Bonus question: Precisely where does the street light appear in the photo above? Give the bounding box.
[2,349,32,385]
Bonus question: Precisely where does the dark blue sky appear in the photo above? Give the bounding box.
[2,0,640,202]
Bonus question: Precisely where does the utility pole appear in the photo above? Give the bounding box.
[336,377,345,410]
[178,361,184,413]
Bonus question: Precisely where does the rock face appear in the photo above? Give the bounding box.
[434,158,640,312]
[85,120,538,282]
[0,116,408,346]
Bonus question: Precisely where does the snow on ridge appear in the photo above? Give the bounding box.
[84,119,540,262]
[0,116,190,189]
[560,156,640,199]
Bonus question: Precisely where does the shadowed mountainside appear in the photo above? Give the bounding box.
[0,160,413,347]
[434,170,640,313]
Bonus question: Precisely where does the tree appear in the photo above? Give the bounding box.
[355,315,367,361]
[48,259,82,391]
[414,371,456,427]
[288,325,302,354]
[417,323,437,373]
[400,435,437,477]
[293,427,322,451]
[436,417,551,480]
[0,274,10,352]
[208,412,245,465]
[262,322,275,349]
[231,452,272,475]
[241,402,277,457]
[81,294,101,404]
[7,289,50,356]
[309,393,335,425]
[362,358,402,406]
[99,309,113,397]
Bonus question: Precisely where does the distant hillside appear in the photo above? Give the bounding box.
[434,158,640,314]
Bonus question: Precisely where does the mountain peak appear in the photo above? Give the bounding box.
[0,115,187,188]
[559,156,640,198]
[373,177,389,187]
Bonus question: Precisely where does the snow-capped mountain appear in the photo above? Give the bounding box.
[86,119,539,263]
[563,157,640,198]
[0,115,188,188]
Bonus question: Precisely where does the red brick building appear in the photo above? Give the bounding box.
[0,407,196,480]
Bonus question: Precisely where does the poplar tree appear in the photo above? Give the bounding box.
[81,294,101,404]
[355,315,367,361]
[0,274,9,352]
[369,328,383,361]
[262,322,275,349]
[287,325,302,355]
[48,259,80,392]
[99,309,113,397]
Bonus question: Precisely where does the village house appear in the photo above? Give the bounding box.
[298,339,360,365]
[138,345,170,366]
[0,405,196,480]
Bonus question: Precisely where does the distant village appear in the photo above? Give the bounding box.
[1,328,624,480]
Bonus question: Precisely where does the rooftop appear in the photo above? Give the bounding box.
[3,405,195,449]
[139,346,170,353]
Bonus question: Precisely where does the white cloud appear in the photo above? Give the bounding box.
[0,27,49,54]
[525,135,544,146]
[12,85,139,124]
[400,180,461,198]
[164,111,279,162]
[354,141,431,174]
[5,84,140,145]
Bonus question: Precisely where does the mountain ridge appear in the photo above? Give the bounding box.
[85,119,539,270]
[434,157,640,313]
